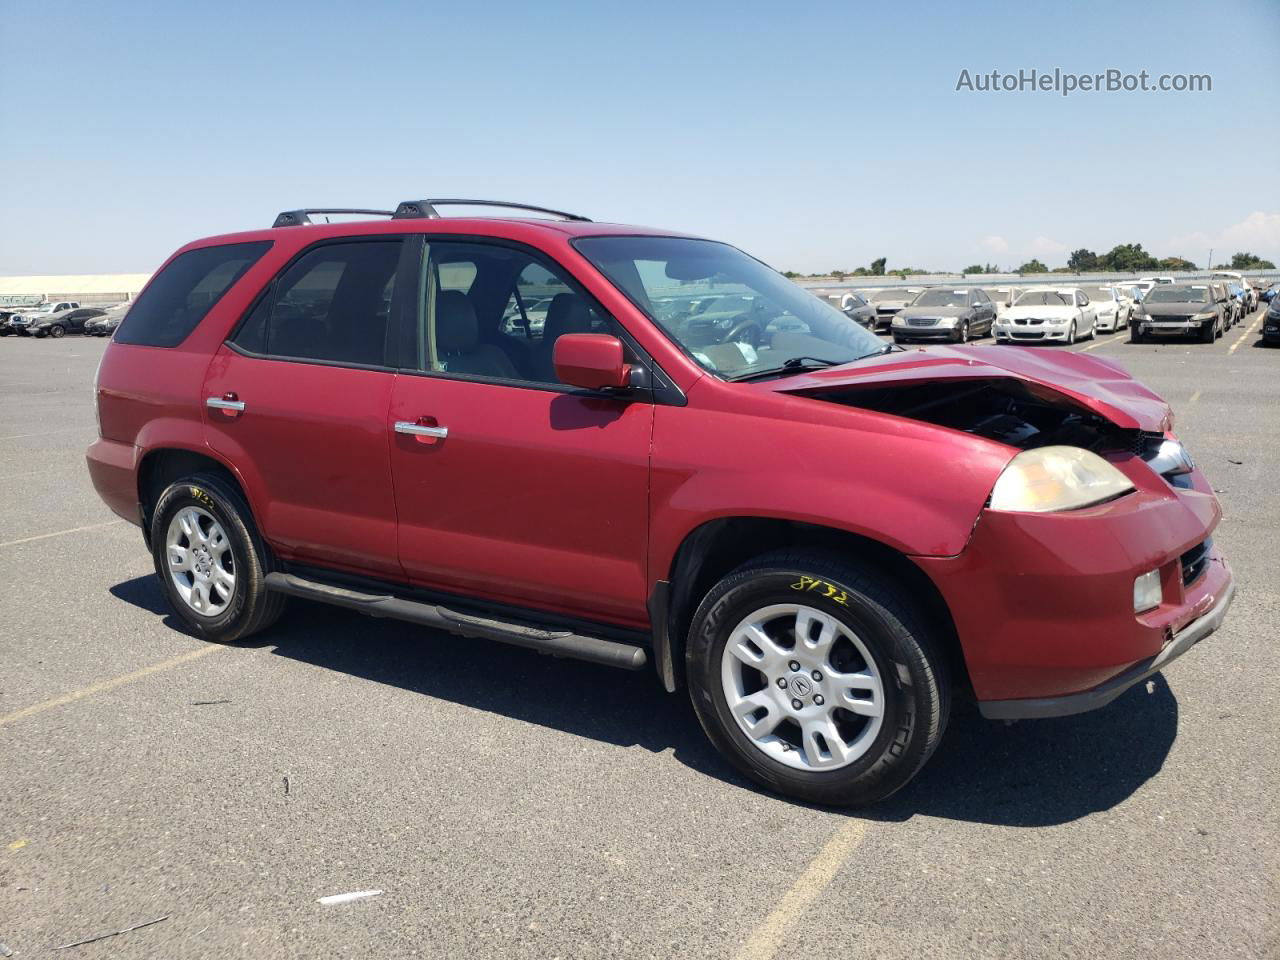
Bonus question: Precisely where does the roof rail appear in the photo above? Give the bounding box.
[391,199,592,222]
[272,209,395,228]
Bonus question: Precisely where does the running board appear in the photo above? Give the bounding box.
[264,572,648,671]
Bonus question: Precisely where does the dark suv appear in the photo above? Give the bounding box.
[86,200,1234,806]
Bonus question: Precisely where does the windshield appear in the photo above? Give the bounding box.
[1014,290,1073,306]
[1146,286,1210,303]
[1082,286,1115,301]
[573,236,885,379]
[912,289,969,307]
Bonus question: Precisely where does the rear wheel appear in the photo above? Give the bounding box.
[150,473,286,643]
[686,550,950,806]
[48,325,65,338]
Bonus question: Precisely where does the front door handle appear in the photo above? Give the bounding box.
[394,421,449,439]
[207,394,245,412]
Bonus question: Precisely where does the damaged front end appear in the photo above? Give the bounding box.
[808,376,1157,455]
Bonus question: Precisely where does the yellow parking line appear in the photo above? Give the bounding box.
[0,519,123,548]
[1076,334,1116,353]
[1189,389,1202,404]
[0,645,227,729]
[734,820,868,960]
[1228,313,1263,354]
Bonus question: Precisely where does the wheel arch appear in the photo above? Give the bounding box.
[652,516,967,696]
[136,446,256,550]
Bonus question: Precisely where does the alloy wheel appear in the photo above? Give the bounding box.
[165,506,236,616]
[720,603,885,772]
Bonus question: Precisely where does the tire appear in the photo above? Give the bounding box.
[956,320,970,344]
[1067,321,1077,344]
[48,325,65,338]
[686,550,950,807]
[892,334,905,345]
[1200,319,1216,343]
[150,472,286,643]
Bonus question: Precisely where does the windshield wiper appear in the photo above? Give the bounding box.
[729,356,844,382]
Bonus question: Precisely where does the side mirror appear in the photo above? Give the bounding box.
[553,333,632,391]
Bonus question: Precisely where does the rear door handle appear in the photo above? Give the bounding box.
[394,421,449,439]
[207,395,245,412]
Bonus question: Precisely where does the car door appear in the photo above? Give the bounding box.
[971,289,992,333]
[203,237,408,579]
[387,237,653,626]
[1075,291,1095,333]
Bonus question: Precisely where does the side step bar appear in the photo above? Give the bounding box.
[264,572,648,671]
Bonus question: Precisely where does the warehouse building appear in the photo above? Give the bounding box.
[0,273,152,308]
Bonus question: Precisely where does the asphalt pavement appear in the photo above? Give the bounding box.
[1,315,1276,959]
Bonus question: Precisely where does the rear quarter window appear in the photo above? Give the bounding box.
[115,241,271,347]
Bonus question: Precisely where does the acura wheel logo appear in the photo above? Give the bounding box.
[789,675,812,698]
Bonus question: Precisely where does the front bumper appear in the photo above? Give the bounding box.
[979,579,1235,719]
[995,324,1072,342]
[893,324,959,341]
[1139,320,1209,336]
[915,458,1231,710]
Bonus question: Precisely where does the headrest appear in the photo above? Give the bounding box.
[436,290,479,354]
[543,293,593,343]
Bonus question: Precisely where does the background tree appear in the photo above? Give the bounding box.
[1158,257,1196,271]
[869,257,887,276]
[1230,251,1277,270]
[1098,243,1159,272]
[1016,258,1049,274]
[1067,248,1099,272]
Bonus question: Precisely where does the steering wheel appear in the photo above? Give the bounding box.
[720,314,764,347]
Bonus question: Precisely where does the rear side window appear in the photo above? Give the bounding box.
[234,240,401,367]
[115,241,271,347]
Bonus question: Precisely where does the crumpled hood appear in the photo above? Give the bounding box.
[765,344,1172,432]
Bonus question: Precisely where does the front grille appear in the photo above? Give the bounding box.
[1152,315,1191,323]
[877,307,898,315]
[1180,538,1212,586]
[1011,331,1045,339]
[907,318,939,326]
[1013,317,1045,326]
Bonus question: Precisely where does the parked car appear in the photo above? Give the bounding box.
[980,286,1024,320]
[1080,285,1128,333]
[85,304,130,337]
[1137,276,1175,286]
[31,306,106,338]
[86,200,1235,807]
[0,310,23,336]
[1130,283,1227,343]
[1263,296,1280,345]
[993,287,1097,344]
[891,287,996,343]
[838,291,877,330]
[1127,280,1157,300]
[1114,284,1145,323]
[1211,283,1240,329]
[1262,282,1280,304]
[1225,282,1251,324]
[9,301,81,335]
[1212,272,1257,312]
[867,287,921,330]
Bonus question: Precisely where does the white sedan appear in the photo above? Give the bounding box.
[993,287,1097,345]
[1080,285,1128,332]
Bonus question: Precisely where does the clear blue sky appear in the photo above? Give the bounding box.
[2,0,1278,275]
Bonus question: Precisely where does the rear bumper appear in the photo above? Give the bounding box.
[979,578,1235,719]
[86,436,143,527]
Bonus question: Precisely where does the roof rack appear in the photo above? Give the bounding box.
[391,199,592,222]
[272,209,395,228]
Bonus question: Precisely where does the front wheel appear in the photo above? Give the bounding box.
[686,551,950,807]
[48,325,66,339]
[150,473,286,643]
[1201,319,1216,343]
[956,320,970,344]
[1067,321,1077,344]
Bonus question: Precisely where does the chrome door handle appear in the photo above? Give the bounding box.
[394,421,448,439]
[206,397,246,412]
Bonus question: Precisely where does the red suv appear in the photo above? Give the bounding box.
[87,200,1235,805]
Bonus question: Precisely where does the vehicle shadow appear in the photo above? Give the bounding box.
[110,576,1179,827]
